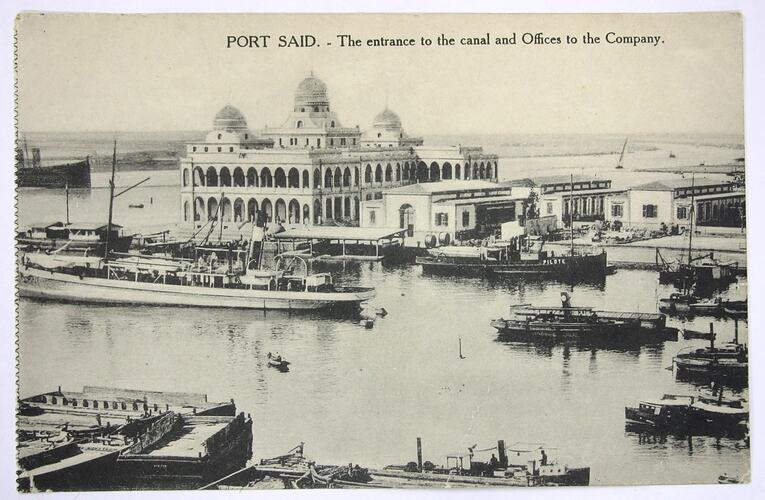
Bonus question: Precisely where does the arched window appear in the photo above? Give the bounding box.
[274,168,286,188]
[403,162,410,181]
[396,163,401,181]
[275,199,287,223]
[313,106,319,112]
[194,167,205,187]
[194,197,204,221]
[375,164,383,183]
[262,198,273,221]
[313,168,321,188]
[247,198,258,222]
[287,168,300,188]
[429,162,441,181]
[455,164,461,179]
[233,167,245,187]
[183,200,189,221]
[206,167,218,186]
[260,168,273,187]
[465,162,471,180]
[302,170,309,188]
[218,133,222,140]
[330,121,335,128]
[288,199,301,223]
[183,169,189,186]
[442,162,452,180]
[207,197,219,219]
[385,164,392,182]
[313,199,322,224]
[334,167,342,188]
[324,168,333,188]
[303,204,310,223]
[234,198,245,222]
[219,167,232,187]
[296,120,303,128]
[246,167,257,187]
[343,167,351,187]
[365,165,373,183]
[354,167,359,186]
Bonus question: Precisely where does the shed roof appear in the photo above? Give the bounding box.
[384,180,502,196]
[630,177,732,191]
[273,225,406,241]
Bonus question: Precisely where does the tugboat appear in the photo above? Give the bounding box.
[624,394,695,430]
[673,335,748,384]
[417,236,607,280]
[659,293,747,317]
[381,440,590,487]
[656,175,738,291]
[417,175,608,281]
[625,390,748,436]
[687,391,749,432]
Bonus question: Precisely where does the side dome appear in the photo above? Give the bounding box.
[213,105,248,132]
[295,74,329,105]
[373,107,402,128]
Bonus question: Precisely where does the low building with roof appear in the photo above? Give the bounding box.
[362,180,524,244]
[607,177,743,230]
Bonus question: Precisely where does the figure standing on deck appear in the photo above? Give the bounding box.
[561,291,572,320]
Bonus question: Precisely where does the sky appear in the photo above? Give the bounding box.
[15,12,744,136]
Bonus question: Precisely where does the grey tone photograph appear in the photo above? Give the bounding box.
[13,11,749,492]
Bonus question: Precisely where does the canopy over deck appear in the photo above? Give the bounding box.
[273,226,406,242]
[512,306,664,321]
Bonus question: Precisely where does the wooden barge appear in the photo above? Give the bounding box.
[116,412,253,489]
[17,386,251,492]
[491,306,677,343]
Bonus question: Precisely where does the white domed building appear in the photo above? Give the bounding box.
[261,73,362,149]
[362,107,423,148]
[179,73,501,244]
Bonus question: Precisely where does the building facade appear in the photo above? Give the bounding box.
[179,74,499,235]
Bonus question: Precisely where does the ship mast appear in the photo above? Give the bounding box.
[65,181,70,225]
[569,173,575,256]
[617,137,628,168]
[104,140,117,259]
[688,174,695,267]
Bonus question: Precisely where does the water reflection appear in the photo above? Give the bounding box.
[16,263,749,485]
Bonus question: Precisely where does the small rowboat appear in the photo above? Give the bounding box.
[128,203,144,209]
[267,353,290,371]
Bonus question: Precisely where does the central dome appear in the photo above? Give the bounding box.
[295,74,329,105]
[373,107,402,128]
[213,105,248,132]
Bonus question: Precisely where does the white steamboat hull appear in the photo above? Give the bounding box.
[18,267,374,311]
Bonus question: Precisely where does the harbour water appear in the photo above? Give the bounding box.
[17,264,749,486]
[16,133,749,486]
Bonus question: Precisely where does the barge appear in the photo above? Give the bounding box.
[17,385,251,492]
[491,305,677,343]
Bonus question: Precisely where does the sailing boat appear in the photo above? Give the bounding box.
[18,142,375,311]
[615,138,628,169]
